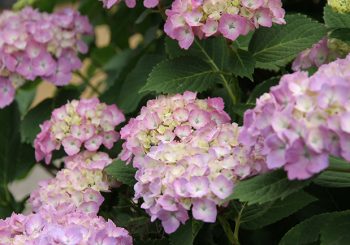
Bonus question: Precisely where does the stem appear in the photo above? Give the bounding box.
[194,39,237,105]
[218,216,236,245]
[233,203,247,245]
[75,71,101,96]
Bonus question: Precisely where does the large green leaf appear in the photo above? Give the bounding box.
[280,211,350,245]
[228,170,311,205]
[166,36,255,77]
[313,156,350,188]
[20,99,52,144]
[169,220,203,245]
[0,103,20,190]
[230,48,255,80]
[140,57,220,93]
[105,159,136,186]
[249,14,327,70]
[321,211,350,245]
[241,191,316,230]
[324,5,350,29]
[279,212,333,245]
[116,54,164,114]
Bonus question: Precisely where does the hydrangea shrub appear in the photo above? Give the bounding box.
[1,0,350,244]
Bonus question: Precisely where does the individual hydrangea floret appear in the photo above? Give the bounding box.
[131,123,266,233]
[292,38,350,71]
[120,91,231,162]
[0,210,133,244]
[34,98,125,164]
[240,54,350,180]
[164,0,285,49]
[29,158,111,215]
[0,7,93,109]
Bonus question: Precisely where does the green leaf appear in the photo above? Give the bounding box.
[141,57,220,93]
[20,99,52,144]
[229,170,311,205]
[279,212,333,245]
[0,103,21,186]
[105,159,136,186]
[280,210,350,245]
[235,31,255,51]
[247,77,280,103]
[249,14,327,70]
[116,54,164,113]
[230,48,255,80]
[15,82,38,117]
[241,191,317,230]
[329,28,350,43]
[313,156,350,188]
[169,219,203,245]
[324,5,350,29]
[14,143,36,181]
[321,211,350,245]
[165,37,243,73]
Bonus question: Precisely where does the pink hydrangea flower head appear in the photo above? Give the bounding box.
[130,122,266,233]
[0,210,132,244]
[240,54,350,180]
[29,165,110,214]
[0,7,93,109]
[120,92,231,163]
[165,0,285,49]
[292,38,350,72]
[34,98,125,164]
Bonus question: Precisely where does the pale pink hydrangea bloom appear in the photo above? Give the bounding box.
[121,92,265,233]
[0,7,93,108]
[240,54,350,180]
[120,91,231,162]
[0,209,133,244]
[292,38,335,71]
[30,151,114,215]
[131,123,266,233]
[292,37,350,71]
[34,98,125,164]
[164,0,285,49]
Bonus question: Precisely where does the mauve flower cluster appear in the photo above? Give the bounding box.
[101,0,159,8]
[240,54,350,180]
[292,38,350,71]
[0,209,132,244]
[29,152,112,215]
[0,7,93,109]
[164,0,285,49]
[120,91,231,161]
[34,98,125,164]
[121,92,265,233]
